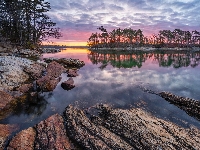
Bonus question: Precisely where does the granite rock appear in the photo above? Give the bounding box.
[67,69,79,77]
[159,91,200,121]
[36,76,61,92]
[24,63,44,80]
[61,77,75,90]
[34,114,74,150]
[96,104,200,150]
[0,91,14,110]
[7,127,36,150]
[0,124,19,150]
[63,105,134,149]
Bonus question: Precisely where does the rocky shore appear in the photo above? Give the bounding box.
[1,45,200,149]
[89,46,200,51]
[1,104,200,149]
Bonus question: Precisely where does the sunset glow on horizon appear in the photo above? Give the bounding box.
[45,0,200,44]
[43,41,87,46]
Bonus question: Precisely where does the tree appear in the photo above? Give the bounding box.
[0,0,61,48]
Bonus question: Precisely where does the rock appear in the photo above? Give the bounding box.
[44,58,85,68]
[35,61,65,92]
[61,77,75,90]
[34,114,74,149]
[0,53,9,56]
[24,63,45,80]
[36,76,61,92]
[46,61,66,78]
[36,60,48,67]
[0,124,19,150]
[63,105,133,149]
[96,104,200,150]
[0,56,33,91]
[159,91,200,121]
[16,83,33,93]
[0,91,14,110]
[7,114,75,150]
[41,48,61,53]
[18,49,41,57]
[7,127,36,150]
[67,69,79,77]
[29,92,39,103]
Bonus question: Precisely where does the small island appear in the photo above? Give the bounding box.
[87,26,200,51]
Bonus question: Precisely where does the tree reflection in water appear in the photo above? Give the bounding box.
[88,50,200,69]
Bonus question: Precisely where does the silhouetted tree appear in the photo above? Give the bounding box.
[0,0,61,48]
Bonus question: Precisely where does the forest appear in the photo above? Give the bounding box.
[0,0,61,48]
[87,26,200,49]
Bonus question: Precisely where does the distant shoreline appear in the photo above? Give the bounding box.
[89,47,200,52]
[42,45,89,49]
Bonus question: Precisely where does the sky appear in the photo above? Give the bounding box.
[45,0,200,46]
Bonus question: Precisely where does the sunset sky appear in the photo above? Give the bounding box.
[46,0,200,46]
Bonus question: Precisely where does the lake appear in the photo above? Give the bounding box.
[1,48,200,130]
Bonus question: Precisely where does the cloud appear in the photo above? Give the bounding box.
[46,0,200,43]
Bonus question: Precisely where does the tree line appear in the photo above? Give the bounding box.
[0,0,61,48]
[88,50,200,68]
[87,26,200,49]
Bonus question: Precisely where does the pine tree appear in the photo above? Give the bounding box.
[0,0,61,48]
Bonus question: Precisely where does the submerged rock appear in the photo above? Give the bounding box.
[61,77,75,90]
[159,91,200,121]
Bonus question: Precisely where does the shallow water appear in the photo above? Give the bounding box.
[1,48,200,130]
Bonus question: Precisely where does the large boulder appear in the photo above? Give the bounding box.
[23,61,66,92]
[0,91,14,110]
[0,124,19,150]
[36,76,61,92]
[63,105,200,150]
[0,56,33,91]
[61,77,75,90]
[36,61,65,92]
[46,61,66,78]
[63,105,132,149]
[7,127,36,150]
[96,104,200,150]
[34,114,73,149]
[7,114,75,150]
[24,63,45,80]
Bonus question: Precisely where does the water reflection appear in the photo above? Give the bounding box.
[0,93,48,130]
[88,50,200,68]
[1,48,200,130]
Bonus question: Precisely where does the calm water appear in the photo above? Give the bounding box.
[1,48,200,130]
